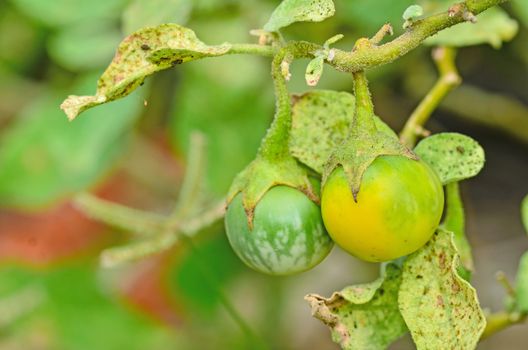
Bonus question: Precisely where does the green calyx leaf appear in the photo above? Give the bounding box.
[226,155,317,229]
[305,263,408,350]
[425,7,518,48]
[324,128,416,200]
[322,72,416,200]
[263,0,335,32]
[414,132,485,185]
[290,90,398,175]
[60,23,231,120]
[399,229,486,349]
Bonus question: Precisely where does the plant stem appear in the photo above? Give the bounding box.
[168,131,208,225]
[370,24,393,45]
[224,1,506,75]
[400,46,461,148]
[328,0,506,73]
[443,182,474,272]
[227,43,275,57]
[351,71,377,134]
[257,47,294,161]
[481,311,526,340]
[98,200,224,267]
[440,84,528,145]
[74,193,167,235]
[100,233,176,267]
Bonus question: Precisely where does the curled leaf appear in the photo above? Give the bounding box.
[263,0,335,32]
[305,55,324,86]
[60,24,231,120]
[414,132,485,184]
[306,264,407,350]
[398,229,486,349]
[402,5,423,20]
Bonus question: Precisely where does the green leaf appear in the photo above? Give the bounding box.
[399,229,486,349]
[263,0,335,32]
[515,251,528,312]
[522,195,528,234]
[305,55,325,86]
[289,90,397,174]
[414,132,485,185]
[403,5,423,20]
[0,74,142,208]
[60,24,231,120]
[122,0,192,34]
[10,0,127,27]
[47,22,122,71]
[305,264,407,350]
[425,7,518,48]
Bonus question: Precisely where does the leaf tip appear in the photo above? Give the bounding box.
[60,94,106,121]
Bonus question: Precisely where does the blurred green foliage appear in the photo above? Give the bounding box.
[0,263,177,349]
[0,0,527,349]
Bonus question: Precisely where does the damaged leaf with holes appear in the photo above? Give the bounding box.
[399,229,486,349]
[60,23,231,120]
[305,263,407,350]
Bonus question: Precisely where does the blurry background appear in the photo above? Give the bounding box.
[0,0,527,349]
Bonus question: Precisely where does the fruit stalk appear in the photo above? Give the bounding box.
[351,70,377,135]
[257,47,294,161]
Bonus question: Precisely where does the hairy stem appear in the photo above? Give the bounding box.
[225,1,506,75]
[351,70,377,134]
[324,0,505,73]
[257,47,294,160]
[227,43,275,57]
[400,46,461,147]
